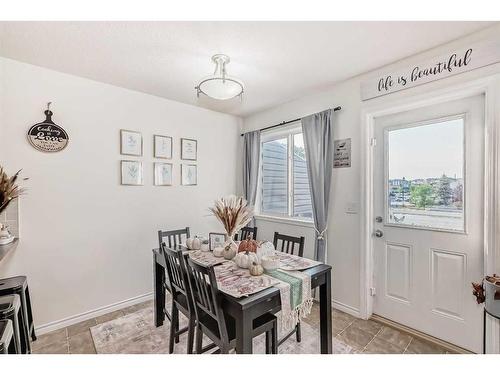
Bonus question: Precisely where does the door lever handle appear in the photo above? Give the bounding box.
[374,229,383,238]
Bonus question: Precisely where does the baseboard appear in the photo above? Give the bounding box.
[371,314,473,354]
[35,292,153,335]
[333,299,361,318]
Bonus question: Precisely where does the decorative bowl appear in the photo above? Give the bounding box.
[261,255,280,271]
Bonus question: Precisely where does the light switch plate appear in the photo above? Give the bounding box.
[345,201,358,214]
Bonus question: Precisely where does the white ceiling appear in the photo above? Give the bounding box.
[0,21,495,117]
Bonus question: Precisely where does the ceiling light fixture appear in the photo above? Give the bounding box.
[195,54,244,101]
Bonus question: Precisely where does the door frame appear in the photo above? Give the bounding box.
[360,74,500,351]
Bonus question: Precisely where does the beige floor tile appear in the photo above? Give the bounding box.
[376,326,412,349]
[332,317,352,335]
[337,325,374,350]
[69,331,96,354]
[33,339,69,354]
[405,338,447,354]
[31,328,67,350]
[350,318,383,336]
[95,310,125,324]
[363,337,404,354]
[67,318,97,336]
[332,309,356,324]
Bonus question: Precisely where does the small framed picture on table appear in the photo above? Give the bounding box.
[181,138,197,160]
[154,162,173,186]
[120,130,143,156]
[154,135,173,159]
[209,233,226,250]
[121,160,143,186]
[181,164,197,186]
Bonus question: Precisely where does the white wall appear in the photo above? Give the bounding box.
[0,57,241,328]
[244,24,500,315]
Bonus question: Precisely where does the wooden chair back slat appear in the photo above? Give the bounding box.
[273,231,305,257]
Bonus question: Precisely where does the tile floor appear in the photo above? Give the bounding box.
[31,299,452,354]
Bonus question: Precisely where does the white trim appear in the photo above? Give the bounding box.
[333,299,361,318]
[35,292,153,335]
[360,73,500,352]
[254,214,315,229]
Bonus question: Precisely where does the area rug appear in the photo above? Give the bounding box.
[90,306,355,354]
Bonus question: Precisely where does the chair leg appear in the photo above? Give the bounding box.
[187,317,195,354]
[265,331,271,354]
[295,322,301,343]
[25,287,36,341]
[174,311,180,343]
[272,321,278,354]
[168,305,178,354]
[195,325,203,354]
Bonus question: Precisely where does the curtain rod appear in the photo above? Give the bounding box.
[240,106,341,137]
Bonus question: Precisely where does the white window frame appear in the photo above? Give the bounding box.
[257,122,313,223]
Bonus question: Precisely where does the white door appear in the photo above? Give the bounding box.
[372,94,484,353]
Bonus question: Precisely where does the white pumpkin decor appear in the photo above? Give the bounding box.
[234,251,259,269]
[191,236,202,250]
[185,236,202,250]
[249,262,264,276]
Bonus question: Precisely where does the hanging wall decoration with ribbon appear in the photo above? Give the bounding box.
[27,102,69,153]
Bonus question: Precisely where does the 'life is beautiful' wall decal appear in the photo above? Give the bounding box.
[361,40,500,101]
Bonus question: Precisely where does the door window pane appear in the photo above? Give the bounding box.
[387,118,464,231]
[261,138,288,215]
[293,133,313,219]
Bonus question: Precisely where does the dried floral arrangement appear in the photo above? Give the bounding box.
[0,166,27,215]
[209,195,254,240]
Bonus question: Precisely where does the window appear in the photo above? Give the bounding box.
[260,127,313,221]
[386,116,464,232]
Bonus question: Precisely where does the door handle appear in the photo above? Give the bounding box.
[374,229,383,238]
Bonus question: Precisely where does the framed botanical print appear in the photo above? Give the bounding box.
[154,135,172,159]
[154,162,173,186]
[181,138,197,160]
[120,130,143,156]
[209,232,226,250]
[121,160,143,185]
[181,164,197,186]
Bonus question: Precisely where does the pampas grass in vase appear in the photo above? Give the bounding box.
[209,195,254,246]
[0,166,27,216]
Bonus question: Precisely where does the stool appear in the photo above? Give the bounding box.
[0,295,26,354]
[0,319,16,354]
[0,276,35,351]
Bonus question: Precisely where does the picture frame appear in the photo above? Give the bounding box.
[181,164,197,186]
[120,130,143,156]
[154,135,173,159]
[209,232,226,251]
[180,138,197,160]
[154,162,173,186]
[121,160,143,186]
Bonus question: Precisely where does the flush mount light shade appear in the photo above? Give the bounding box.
[195,54,244,100]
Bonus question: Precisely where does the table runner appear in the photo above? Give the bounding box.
[187,249,321,333]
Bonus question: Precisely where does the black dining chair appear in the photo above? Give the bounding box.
[272,231,305,345]
[161,243,195,354]
[273,231,305,257]
[234,226,258,241]
[157,227,191,323]
[158,227,191,249]
[185,257,278,354]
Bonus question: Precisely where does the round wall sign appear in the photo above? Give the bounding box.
[27,107,69,153]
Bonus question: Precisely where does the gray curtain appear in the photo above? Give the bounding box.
[243,130,261,219]
[301,109,334,263]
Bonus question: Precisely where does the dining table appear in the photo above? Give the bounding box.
[152,245,333,354]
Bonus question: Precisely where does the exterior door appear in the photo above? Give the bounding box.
[372,94,484,353]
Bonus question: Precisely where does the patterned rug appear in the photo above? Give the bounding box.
[90,306,354,354]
